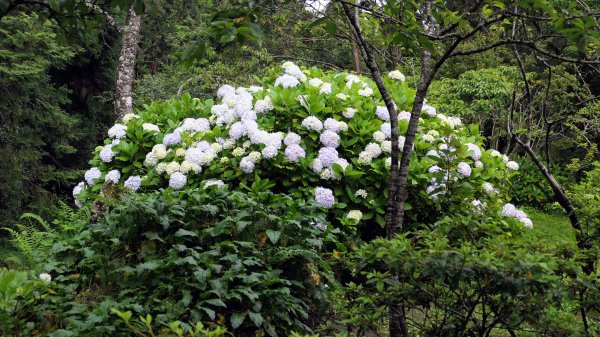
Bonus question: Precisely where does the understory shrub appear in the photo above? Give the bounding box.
[34,186,336,336]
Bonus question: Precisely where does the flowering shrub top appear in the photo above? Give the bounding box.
[75,62,530,233]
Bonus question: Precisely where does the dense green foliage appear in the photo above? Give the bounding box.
[0,0,599,336]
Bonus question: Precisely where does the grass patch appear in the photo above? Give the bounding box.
[521,206,577,245]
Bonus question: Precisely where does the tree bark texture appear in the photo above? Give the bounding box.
[339,3,409,337]
[348,0,362,74]
[114,8,142,121]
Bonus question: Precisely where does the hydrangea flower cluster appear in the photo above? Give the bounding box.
[74,62,525,230]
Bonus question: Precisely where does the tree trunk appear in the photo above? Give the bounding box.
[348,0,362,74]
[114,8,142,121]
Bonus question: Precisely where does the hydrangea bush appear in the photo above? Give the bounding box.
[75,62,530,236]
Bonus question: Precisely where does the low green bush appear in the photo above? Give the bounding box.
[28,186,336,336]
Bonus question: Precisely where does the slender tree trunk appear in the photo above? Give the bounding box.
[394,49,432,227]
[348,0,362,74]
[114,8,142,120]
[339,3,409,337]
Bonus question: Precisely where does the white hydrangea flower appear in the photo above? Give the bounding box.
[179,161,193,174]
[73,181,85,198]
[376,106,390,121]
[39,273,52,282]
[284,144,306,162]
[355,189,368,198]
[122,113,139,123]
[343,107,356,119]
[315,187,335,208]
[155,162,168,174]
[100,145,116,163]
[422,134,435,142]
[320,168,335,180]
[324,118,340,132]
[124,175,142,192]
[388,70,405,81]
[427,130,439,137]
[358,87,373,97]
[204,179,225,188]
[475,161,483,168]
[217,84,236,97]
[142,123,160,133]
[104,170,121,184]
[457,162,472,177]
[466,143,482,161]
[502,154,509,163]
[240,156,255,173]
[335,158,349,171]
[357,151,373,165]
[398,111,411,121]
[232,147,245,156]
[249,86,263,93]
[320,130,340,148]
[283,63,307,81]
[152,144,168,160]
[108,124,127,139]
[502,203,517,217]
[319,83,332,94]
[520,217,533,228]
[385,157,392,168]
[491,150,501,157]
[274,74,300,88]
[254,96,274,114]
[381,141,392,153]
[422,104,437,117]
[163,132,181,146]
[373,131,386,143]
[318,147,339,167]
[345,74,361,87]
[365,143,382,157]
[301,116,323,131]
[261,145,278,159]
[428,165,442,173]
[482,182,498,195]
[169,172,187,190]
[165,162,181,176]
[84,167,102,186]
[284,132,301,146]
[506,161,519,170]
[374,125,389,142]
[308,78,324,87]
[310,158,324,173]
[347,210,363,222]
[426,150,440,158]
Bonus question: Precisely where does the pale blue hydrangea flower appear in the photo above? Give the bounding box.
[318,147,339,167]
[124,175,142,192]
[104,170,121,184]
[100,145,116,163]
[323,118,340,132]
[320,130,340,148]
[284,144,306,162]
[240,156,255,173]
[262,145,278,159]
[169,172,187,190]
[315,187,335,208]
[217,84,236,97]
[284,132,301,146]
[108,124,127,139]
[457,162,472,177]
[84,167,102,186]
[163,132,181,146]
